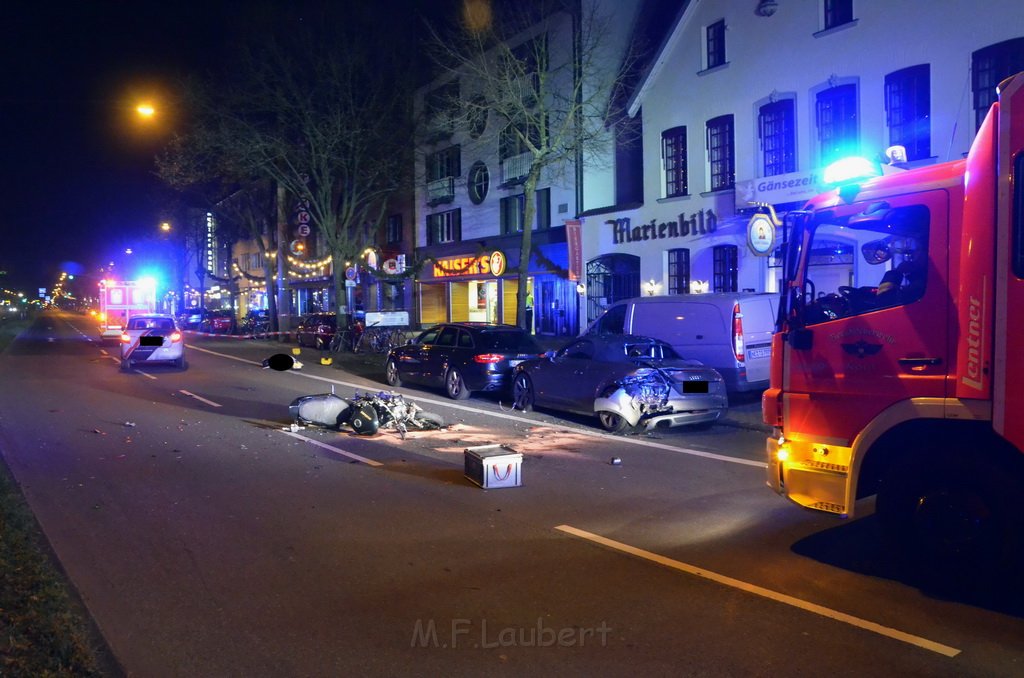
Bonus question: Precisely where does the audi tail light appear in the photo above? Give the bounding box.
[473,354,504,364]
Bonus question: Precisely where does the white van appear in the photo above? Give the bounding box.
[585,293,778,393]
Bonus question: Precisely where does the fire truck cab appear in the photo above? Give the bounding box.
[765,72,1024,573]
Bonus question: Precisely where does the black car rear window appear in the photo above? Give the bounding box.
[478,331,541,352]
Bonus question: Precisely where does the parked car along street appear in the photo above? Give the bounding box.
[295,312,337,350]
[511,333,727,432]
[385,322,544,400]
[119,313,186,371]
[200,309,235,334]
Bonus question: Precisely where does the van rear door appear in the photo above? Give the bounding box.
[630,301,725,364]
[739,296,776,384]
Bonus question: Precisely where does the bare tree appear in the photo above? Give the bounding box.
[159,3,418,332]
[426,0,640,329]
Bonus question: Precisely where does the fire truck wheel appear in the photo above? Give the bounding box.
[878,454,1021,580]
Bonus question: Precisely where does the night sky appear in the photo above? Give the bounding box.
[2,0,456,295]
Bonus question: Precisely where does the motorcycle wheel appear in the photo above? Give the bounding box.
[414,411,444,430]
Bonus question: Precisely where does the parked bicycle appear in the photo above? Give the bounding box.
[355,324,413,354]
[328,318,365,353]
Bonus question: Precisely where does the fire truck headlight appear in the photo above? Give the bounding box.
[776,439,790,463]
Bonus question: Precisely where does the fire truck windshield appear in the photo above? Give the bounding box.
[784,203,929,326]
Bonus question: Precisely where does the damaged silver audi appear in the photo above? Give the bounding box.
[510,334,728,432]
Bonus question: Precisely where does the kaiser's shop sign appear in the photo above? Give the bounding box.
[432,251,507,278]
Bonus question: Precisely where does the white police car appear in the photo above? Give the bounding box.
[120,314,186,371]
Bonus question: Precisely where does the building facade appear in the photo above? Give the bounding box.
[579,0,1024,328]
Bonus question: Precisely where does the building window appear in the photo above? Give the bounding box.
[423,80,459,140]
[426,208,461,245]
[386,214,402,245]
[816,83,858,166]
[706,114,735,192]
[712,245,738,293]
[500,189,550,234]
[973,38,1024,131]
[585,254,641,323]
[705,20,726,70]
[426,146,461,183]
[661,126,688,198]
[468,161,489,205]
[759,98,796,177]
[823,0,854,31]
[885,65,930,162]
[668,248,690,294]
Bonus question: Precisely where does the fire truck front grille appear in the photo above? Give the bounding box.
[808,501,846,514]
[796,460,848,474]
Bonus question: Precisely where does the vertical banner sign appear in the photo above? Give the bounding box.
[565,219,582,282]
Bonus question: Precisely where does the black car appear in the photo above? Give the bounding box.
[384,323,544,400]
[295,312,337,350]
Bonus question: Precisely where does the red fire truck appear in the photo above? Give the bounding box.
[98,279,157,341]
[764,72,1024,573]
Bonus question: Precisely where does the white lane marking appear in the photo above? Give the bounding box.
[136,370,157,380]
[555,524,961,658]
[279,430,384,467]
[178,390,223,408]
[189,345,765,468]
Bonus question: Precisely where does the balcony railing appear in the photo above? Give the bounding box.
[426,176,455,205]
[500,152,532,185]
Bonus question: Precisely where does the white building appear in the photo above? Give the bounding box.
[413,0,649,338]
[578,0,1024,327]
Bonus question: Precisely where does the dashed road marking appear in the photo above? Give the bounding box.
[178,390,222,408]
[279,430,384,467]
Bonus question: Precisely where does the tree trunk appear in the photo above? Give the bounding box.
[516,169,541,331]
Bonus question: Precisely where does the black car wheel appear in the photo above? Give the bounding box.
[511,372,534,412]
[598,411,631,433]
[385,359,403,387]
[445,367,470,400]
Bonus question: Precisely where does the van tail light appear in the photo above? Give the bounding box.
[732,303,745,363]
[474,354,504,364]
[120,332,131,343]
[170,331,182,343]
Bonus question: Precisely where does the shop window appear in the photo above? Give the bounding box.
[661,126,688,198]
[973,38,1024,131]
[759,98,796,177]
[885,65,930,161]
[706,114,735,191]
[704,19,726,70]
[822,0,853,31]
[713,245,738,293]
[418,284,449,326]
[816,83,858,167]
[426,208,461,245]
[668,248,690,294]
[386,214,403,244]
[585,254,640,323]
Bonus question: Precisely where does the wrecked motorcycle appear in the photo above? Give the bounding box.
[289,390,445,438]
[263,352,444,438]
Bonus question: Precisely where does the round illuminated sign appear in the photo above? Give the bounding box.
[747,214,776,256]
[489,250,506,276]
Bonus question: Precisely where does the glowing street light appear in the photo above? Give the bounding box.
[136,102,156,119]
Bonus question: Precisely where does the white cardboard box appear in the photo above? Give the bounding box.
[464,444,522,489]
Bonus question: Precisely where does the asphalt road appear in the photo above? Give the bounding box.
[0,311,1022,676]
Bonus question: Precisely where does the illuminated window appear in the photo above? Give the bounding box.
[885,65,930,161]
[816,83,858,166]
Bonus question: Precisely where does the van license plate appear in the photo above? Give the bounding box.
[683,381,708,393]
[747,347,771,360]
